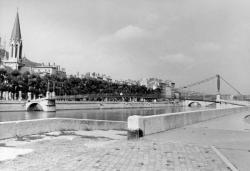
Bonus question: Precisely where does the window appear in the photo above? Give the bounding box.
[15,44,18,58]
[11,45,13,57]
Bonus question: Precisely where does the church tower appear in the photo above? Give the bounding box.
[3,11,23,70]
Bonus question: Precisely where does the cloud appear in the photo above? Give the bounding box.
[114,25,149,40]
[92,25,153,59]
[93,25,151,55]
[7,0,248,92]
[194,42,221,52]
[159,53,194,64]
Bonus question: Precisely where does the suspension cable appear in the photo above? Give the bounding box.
[177,75,217,90]
[176,74,242,96]
[220,76,242,95]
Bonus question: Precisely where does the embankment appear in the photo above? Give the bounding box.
[56,101,175,110]
[0,101,176,112]
[0,118,127,139]
[0,101,25,112]
[128,106,250,137]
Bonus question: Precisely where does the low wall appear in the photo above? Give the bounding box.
[0,118,127,140]
[128,106,250,137]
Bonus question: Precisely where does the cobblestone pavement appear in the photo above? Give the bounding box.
[0,131,231,171]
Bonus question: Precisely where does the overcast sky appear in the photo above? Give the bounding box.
[0,0,250,94]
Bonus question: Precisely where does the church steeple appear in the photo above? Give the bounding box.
[11,11,22,41]
[4,10,24,70]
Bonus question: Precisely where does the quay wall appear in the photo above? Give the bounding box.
[0,118,127,140]
[0,101,24,112]
[128,106,250,136]
[56,101,174,110]
[0,101,175,112]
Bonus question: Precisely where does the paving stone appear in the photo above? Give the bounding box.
[0,133,232,171]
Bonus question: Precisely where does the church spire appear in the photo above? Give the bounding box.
[4,10,24,70]
[11,11,22,41]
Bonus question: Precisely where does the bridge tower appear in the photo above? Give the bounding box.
[216,74,221,101]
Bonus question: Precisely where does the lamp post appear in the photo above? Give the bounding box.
[18,84,23,101]
[46,81,50,98]
[120,92,123,102]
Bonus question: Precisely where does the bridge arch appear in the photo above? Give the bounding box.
[25,99,56,112]
[26,103,43,111]
[188,101,201,107]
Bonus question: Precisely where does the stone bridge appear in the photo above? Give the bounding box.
[183,100,216,107]
[25,98,56,112]
[183,98,250,107]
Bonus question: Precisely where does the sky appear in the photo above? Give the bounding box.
[0,0,250,94]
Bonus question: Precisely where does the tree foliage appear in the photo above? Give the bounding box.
[0,69,159,100]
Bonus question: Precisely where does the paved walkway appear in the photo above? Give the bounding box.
[147,111,250,171]
[0,129,230,171]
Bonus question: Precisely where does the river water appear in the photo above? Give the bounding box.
[0,106,214,122]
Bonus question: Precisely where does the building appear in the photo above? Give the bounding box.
[2,12,23,70]
[0,45,8,64]
[29,62,66,77]
[124,79,139,86]
[139,77,175,90]
[0,11,66,77]
[82,72,112,82]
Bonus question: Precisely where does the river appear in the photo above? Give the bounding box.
[0,106,214,122]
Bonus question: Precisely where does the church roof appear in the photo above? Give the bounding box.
[22,57,41,67]
[11,12,22,41]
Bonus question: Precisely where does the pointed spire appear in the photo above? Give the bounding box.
[11,11,22,41]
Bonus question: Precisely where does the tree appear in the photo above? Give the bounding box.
[0,69,161,100]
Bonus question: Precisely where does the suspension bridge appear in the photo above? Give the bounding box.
[52,74,247,105]
[174,74,249,107]
[26,74,249,111]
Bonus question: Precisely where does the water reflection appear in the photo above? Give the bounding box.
[0,106,212,122]
[24,111,56,120]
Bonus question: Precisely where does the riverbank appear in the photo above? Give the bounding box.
[0,100,179,112]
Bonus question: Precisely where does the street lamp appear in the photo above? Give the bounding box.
[120,92,123,102]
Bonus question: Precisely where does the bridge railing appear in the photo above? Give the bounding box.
[179,95,216,102]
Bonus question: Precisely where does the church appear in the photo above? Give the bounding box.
[0,11,66,77]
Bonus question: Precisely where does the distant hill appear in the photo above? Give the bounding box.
[22,57,41,67]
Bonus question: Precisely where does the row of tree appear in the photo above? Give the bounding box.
[0,69,161,100]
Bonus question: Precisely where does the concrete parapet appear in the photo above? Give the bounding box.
[127,106,250,137]
[127,115,144,139]
[0,118,127,140]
